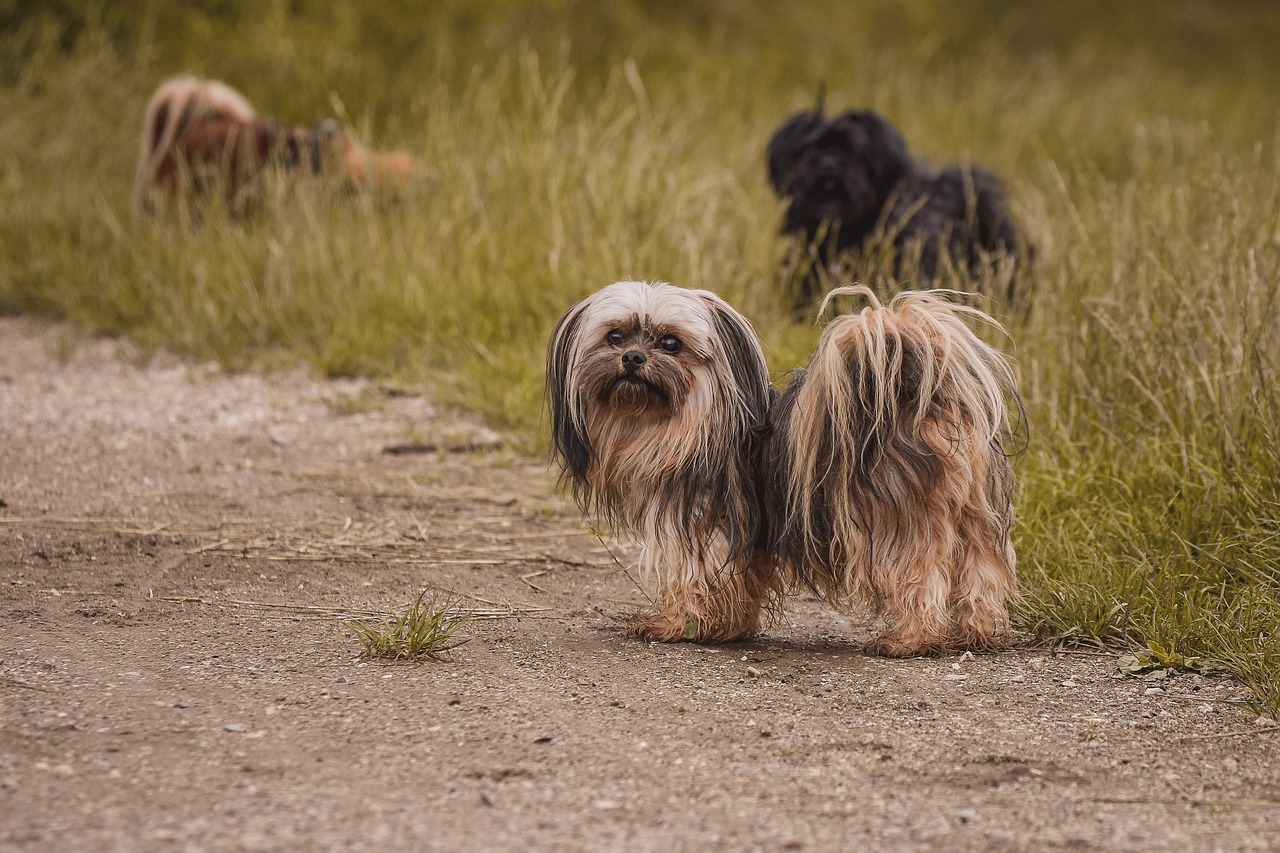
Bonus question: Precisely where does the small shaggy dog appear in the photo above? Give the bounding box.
[767,108,1022,301]
[132,76,420,216]
[548,280,1022,655]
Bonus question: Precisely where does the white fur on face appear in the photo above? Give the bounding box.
[570,280,719,361]
[548,277,770,505]
[557,280,757,435]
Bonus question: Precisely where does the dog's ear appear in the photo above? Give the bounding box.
[546,302,593,483]
[701,294,772,425]
[838,110,912,192]
[766,110,827,194]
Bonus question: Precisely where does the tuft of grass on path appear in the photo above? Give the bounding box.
[348,591,471,662]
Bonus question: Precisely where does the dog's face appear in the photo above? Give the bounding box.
[767,109,912,245]
[569,285,712,420]
[547,280,771,484]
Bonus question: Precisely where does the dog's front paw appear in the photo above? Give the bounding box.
[950,607,1013,651]
[626,610,690,643]
[864,634,945,658]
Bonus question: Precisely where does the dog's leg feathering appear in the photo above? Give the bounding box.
[627,531,777,643]
[948,452,1018,648]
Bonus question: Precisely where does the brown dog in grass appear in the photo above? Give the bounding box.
[132,75,420,217]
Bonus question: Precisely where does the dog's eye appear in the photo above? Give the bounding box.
[606,330,625,347]
[659,335,682,354]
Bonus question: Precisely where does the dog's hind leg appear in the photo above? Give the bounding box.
[863,518,956,657]
[947,491,1013,645]
[864,419,981,657]
[949,455,1017,649]
[949,533,1015,649]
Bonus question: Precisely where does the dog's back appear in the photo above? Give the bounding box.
[887,164,1021,280]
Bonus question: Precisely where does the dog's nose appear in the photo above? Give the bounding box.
[621,350,647,372]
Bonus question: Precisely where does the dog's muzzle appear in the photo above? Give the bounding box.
[621,350,647,373]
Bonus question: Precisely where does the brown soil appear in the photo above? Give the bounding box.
[2,316,1279,852]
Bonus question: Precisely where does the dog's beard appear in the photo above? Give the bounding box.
[582,360,713,487]
[604,373,671,413]
[576,350,690,423]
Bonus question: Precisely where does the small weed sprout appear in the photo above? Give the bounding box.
[348,590,471,661]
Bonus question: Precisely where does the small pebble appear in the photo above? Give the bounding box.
[1061,680,1077,688]
[224,723,247,733]
[1222,757,1238,772]
[745,665,762,678]
[1144,687,1164,696]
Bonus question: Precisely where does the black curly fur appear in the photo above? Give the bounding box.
[767,108,1023,301]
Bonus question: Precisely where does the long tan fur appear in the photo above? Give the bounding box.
[547,280,1022,655]
[547,281,782,642]
[780,285,1020,654]
[133,76,256,216]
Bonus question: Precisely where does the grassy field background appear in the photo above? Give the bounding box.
[3,1,1279,714]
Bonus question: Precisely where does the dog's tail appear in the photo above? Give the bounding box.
[133,76,256,216]
[778,285,1022,596]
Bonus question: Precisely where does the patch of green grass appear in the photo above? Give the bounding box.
[347,591,471,661]
[3,1,1280,715]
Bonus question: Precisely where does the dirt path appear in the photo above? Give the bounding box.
[2,316,1278,852]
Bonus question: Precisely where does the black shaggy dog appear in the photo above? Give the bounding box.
[767,108,1023,301]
